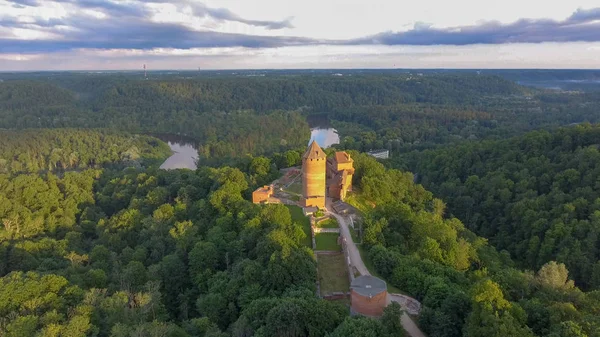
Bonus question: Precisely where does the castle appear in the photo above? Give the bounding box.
[301,140,353,209]
[250,140,354,208]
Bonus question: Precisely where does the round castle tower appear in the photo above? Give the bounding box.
[301,140,327,209]
[350,275,388,317]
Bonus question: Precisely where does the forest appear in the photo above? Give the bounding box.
[1,128,599,335]
[0,129,171,175]
[4,72,600,162]
[396,124,600,291]
[2,71,600,336]
[348,151,600,337]
[0,132,407,336]
[0,74,526,163]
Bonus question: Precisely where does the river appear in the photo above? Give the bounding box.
[153,134,199,170]
[307,114,339,148]
[153,114,337,169]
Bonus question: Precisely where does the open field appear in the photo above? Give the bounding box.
[317,218,339,228]
[278,167,302,195]
[344,193,374,214]
[287,205,312,248]
[285,180,303,195]
[315,233,341,251]
[317,253,350,295]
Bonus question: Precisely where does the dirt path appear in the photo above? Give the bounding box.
[400,313,427,337]
[326,205,427,337]
[387,294,426,337]
[327,211,370,276]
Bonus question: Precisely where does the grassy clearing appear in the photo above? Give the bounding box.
[317,218,339,228]
[287,205,312,248]
[315,233,341,251]
[284,180,303,195]
[344,193,373,214]
[317,253,350,295]
[357,245,403,294]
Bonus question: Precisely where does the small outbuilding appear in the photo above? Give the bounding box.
[367,149,390,159]
[252,185,273,204]
[350,275,388,317]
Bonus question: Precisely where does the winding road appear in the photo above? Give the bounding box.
[326,204,426,337]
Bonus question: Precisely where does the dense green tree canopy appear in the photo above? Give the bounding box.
[3,71,600,336]
[401,124,600,289]
[0,129,170,175]
[349,152,600,337]
[0,131,363,336]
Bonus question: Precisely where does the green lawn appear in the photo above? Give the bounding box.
[357,245,402,294]
[284,180,303,195]
[317,218,339,228]
[317,253,350,295]
[287,205,312,248]
[315,233,341,251]
[344,193,373,214]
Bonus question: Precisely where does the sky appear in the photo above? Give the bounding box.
[1,0,600,70]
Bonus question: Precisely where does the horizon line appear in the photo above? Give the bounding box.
[2,67,600,73]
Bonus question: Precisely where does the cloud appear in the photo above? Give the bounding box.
[568,7,600,22]
[3,0,292,28]
[349,7,600,45]
[71,0,150,18]
[188,3,294,30]
[6,0,38,7]
[0,27,316,53]
[0,0,304,52]
[1,2,600,57]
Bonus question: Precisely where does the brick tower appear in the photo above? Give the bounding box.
[301,140,326,208]
[351,275,388,317]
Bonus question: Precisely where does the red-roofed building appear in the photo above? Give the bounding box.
[327,151,354,201]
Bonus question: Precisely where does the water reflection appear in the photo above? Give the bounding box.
[152,134,199,170]
[307,114,339,148]
[309,128,339,148]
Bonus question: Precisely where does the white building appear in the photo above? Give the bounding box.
[367,149,389,159]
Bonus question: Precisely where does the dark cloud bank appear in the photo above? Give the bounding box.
[1,0,599,54]
[354,8,600,45]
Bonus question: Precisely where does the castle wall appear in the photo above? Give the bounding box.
[303,196,326,208]
[337,161,354,172]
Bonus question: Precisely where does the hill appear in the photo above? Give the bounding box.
[401,124,600,290]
